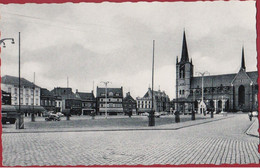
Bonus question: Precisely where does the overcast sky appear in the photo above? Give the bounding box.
[0,1,257,99]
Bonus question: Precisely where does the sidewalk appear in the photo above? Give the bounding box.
[2,114,233,133]
[246,117,259,137]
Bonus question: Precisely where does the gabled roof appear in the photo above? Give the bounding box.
[60,93,81,100]
[1,75,40,88]
[77,92,95,101]
[143,88,169,99]
[124,93,136,102]
[40,88,54,97]
[96,87,123,97]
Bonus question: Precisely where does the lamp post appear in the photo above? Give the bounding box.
[149,40,155,126]
[100,81,111,119]
[0,38,15,47]
[196,71,210,115]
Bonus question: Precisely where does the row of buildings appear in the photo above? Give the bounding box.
[2,31,258,115]
[1,75,171,116]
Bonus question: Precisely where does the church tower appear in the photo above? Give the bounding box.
[176,30,194,100]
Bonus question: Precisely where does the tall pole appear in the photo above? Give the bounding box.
[16,32,24,129]
[31,72,35,122]
[105,83,108,119]
[149,40,155,126]
[101,81,110,119]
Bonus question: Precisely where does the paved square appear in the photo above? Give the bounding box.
[2,114,259,166]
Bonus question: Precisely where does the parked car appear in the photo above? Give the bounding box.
[42,110,51,117]
[252,111,258,117]
[45,113,61,121]
[142,112,149,116]
[56,112,64,117]
[154,112,160,118]
[159,111,168,116]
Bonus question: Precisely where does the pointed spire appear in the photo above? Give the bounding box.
[181,30,189,62]
[191,58,193,64]
[241,46,246,70]
[176,55,179,64]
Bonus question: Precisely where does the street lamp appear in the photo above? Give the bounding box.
[100,81,111,119]
[196,71,210,115]
[0,38,15,48]
[149,40,155,126]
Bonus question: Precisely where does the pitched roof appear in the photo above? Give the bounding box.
[191,73,236,88]
[191,71,258,88]
[123,92,136,102]
[1,75,40,88]
[40,88,54,97]
[77,92,95,101]
[247,71,258,84]
[96,87,123,97]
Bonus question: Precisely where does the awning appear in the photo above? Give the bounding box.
[1,105,17,112]
[13,105,47,113]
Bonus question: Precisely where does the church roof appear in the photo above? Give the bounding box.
[191,71,258,88]
[180,30,189,62]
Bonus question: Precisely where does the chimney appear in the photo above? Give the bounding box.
[76,89,78,93]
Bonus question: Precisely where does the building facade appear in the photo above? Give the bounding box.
[51,87,82,115]
[136,88,170,114]
[40,88,55,111]
[96,87,124,115]
[1,90,11,105]
[75,90,96,115]
[1,75,41,106]
[175,31,258,113]
[123,92,137,115]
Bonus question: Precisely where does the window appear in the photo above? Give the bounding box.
[20,89,23,94]
[31,98,34,105]
[36,98,38,105]
[14,88,17,94]
[59,102,61,107]
[25,98,29,105]
[8,87,11,93]
[20,98,23,105]
[26,89,29,95]
[31,89,34,95]
[179,90,181,95]
[36,90,39,96]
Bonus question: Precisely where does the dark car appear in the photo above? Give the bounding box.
[45,113,61,121]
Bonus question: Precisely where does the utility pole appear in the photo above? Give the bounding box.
[101,81,111,119]
[16,32,24,129]
[149,40,155,126]
[31,72,35,122]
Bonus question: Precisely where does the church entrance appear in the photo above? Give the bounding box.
[238,85,245,108]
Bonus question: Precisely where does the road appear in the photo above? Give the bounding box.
[2,114,259,166]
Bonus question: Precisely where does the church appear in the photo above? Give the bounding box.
[175,31,258,113]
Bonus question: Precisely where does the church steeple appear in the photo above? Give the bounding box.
[181,30,189,62]
[241,46,246,70]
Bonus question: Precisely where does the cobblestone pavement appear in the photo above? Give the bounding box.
[2,114,259,166]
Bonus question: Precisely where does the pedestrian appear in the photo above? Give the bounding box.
[248,112,252,121]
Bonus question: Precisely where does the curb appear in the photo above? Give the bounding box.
[245,118,259,138]
[3,116,231,134]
